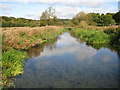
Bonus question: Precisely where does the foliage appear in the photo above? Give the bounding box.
[104,27,120,49]
[113,11,120,24]
[40,7,61,26]
[71,28,109,45]
[70,27,120,50]
[71,12,94,26]
[2,48,28,87]
[1,16,40,27]
[70,12,116,27]
[1,10,118,27]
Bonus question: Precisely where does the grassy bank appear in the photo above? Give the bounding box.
[1,26,66,88]
[2,26,66,50]
[70,27,120,50]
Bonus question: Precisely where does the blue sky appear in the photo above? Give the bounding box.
[0,0,119,20]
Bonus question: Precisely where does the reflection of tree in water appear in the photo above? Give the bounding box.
[27,45,44,58]
[86,42,120,59]
[70,31,120,59]
[27,38,58,58]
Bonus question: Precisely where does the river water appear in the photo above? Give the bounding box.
[14,32,119,88]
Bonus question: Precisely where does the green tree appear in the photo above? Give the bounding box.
[40,7,60,26]
[99,14,115,26]
[71,11,94,26]
[113,11,120,24]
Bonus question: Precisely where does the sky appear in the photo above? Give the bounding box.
[0,0,119,20]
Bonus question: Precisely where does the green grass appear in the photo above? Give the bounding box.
[70,28,120,50]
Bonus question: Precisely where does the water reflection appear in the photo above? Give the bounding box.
[14,32,119,88]
[27,38,57,58]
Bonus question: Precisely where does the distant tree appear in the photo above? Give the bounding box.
[71,11,94,26]
[76,12,87,21]
[89,13,115,26]
[1,16,40,27]
[113,11,120,24]
[99,14,115,26]
[40,7,60,26]
[89,13,100,25]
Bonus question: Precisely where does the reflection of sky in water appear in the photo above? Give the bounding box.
[14,32,119,88]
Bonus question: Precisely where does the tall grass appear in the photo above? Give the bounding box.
[2,26,65,50]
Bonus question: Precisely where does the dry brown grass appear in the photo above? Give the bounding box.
[87,25,119,30]
[2,26,63,50]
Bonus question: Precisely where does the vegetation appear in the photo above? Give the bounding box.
[113,11,120,24]
[1,26,66,88]
[2,26,65,50]
[1,16,40,27]
[40,7,62,26]
[1,48,28,88]
[104,27,120,49]
[1,7,119,28]
[1,6,120,88]
[70,12,116,27]
[70,27,120,50]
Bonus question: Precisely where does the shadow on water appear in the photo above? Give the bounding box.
[27,38,58,58]
[13,32,119,88]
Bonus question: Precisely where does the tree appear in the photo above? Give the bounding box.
[99,14,115,26]
[40,7,60,26]
[89,13,115,26]
[113,11,120,24]
[89,13,100,25]
[71,11,94,26]
[1,16,40,27]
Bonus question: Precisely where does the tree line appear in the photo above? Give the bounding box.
[1,7,120,27]
[1,16,40,27]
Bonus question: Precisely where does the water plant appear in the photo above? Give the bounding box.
[2,48,28,88]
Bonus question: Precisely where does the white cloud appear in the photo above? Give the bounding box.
[55,4,117,19]
[24,13,40,19]
[1,0,119,7]
[0,0,118,19]
[81,7,118,14]
[55,6,81,19]
[1,0,119,2]
[0,3,11,10]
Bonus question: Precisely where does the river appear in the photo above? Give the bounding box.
[14,32,119,88]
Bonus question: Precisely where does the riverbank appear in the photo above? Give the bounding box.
[1,26,66,88]
[70,27,120,50]
[2,26,66,50]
